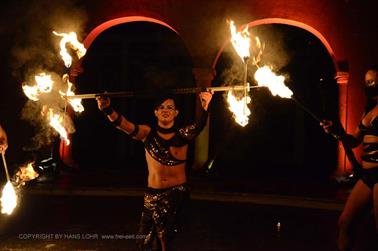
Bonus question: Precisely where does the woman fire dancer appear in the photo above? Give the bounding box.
[321,66,378,251]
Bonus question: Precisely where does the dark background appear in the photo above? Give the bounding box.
[72,22,339,180]
[210,24,338,179]
[0,12,339,182]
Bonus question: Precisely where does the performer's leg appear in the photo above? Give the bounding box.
[162,188,190,251]
[137,205,159,251]
[338,180,372,251]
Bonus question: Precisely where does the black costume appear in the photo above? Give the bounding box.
[137,184,190,251]
[137,110,208,251]
[358,116,378,189]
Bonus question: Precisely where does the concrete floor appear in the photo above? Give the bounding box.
[0,194,340,251]
[0,168,377,251]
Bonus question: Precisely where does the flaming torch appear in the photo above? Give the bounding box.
[23,72,72,146]
[21,31,86,147]
[1,153,17,215]
[254,66,293,99]
[59,74,84,113]
[12,162,40,189]
[254,65,321,122]
[22,72,54,101]
[53,31,87,68]
[228,20,252,126]
[46,108,71,145]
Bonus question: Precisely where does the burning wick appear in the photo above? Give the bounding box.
[1,153,18,215]
[53,31,86,68]
[228,20,253,126]
[229,20,250,62]
[254,66,293,99]
[227,89,251,127]
[13,162,40,189]
[1,181,17,215]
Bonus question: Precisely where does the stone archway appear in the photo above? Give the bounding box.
[59,16,197,169]
[211,18,349,176]
[82,16,179,49]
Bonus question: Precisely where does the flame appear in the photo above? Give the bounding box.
[254,66,293,99]
[251,36,264,66]
[21,31,86,147]
[53,31,87,68]
[22,72,54,101]
[1,181,18,215]
[227,90,251,127]
[48,109,70,145]
[42,107,70,145]
[59,74,84,113]
[14,162,39,188]
[229,20,250,62]
[35,73,53,93]
[22,84,40,101]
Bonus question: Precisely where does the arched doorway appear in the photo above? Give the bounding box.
[70,21,197,173]
[210,23,338,180]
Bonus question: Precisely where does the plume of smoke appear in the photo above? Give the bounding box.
[246,25,291,80]
[21,71,76,149]
[8,0,87,149]
[10,0,88,81]
[20,101,56,149]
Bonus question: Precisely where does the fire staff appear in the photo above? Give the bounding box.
[96,91,212,251]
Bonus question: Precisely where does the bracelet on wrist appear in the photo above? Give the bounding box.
[129,124,139,137]
[111,113,123,127]
[102,106,114,116]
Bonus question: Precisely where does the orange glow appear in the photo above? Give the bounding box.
[229,20,250,62]
[53,31,87,68]
[14,162,39,188]
[1,181,17,215]
[226,89,251,127]
[254,66,293,98]
[22,72,54,101]
[47,108,70,146]
[59,74,84,113]
[83,16,178,49]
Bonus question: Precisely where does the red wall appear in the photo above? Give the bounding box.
[62,0,378,176]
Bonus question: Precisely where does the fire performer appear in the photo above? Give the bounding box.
[321,66,378,251]
[0,124,8,154]
[96,91,212,251]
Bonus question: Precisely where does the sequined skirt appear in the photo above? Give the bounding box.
[137,183,190,251]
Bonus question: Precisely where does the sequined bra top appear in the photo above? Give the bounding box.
[144,111,208,166]
[359,116,378,136]
[359,116,378,163]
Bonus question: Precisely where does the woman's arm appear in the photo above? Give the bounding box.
[96,96,151,141]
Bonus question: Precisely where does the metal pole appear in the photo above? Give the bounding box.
[291,97,321,122]
[243,57,250,115]
[1,152,10,182]
[64,85,264,100]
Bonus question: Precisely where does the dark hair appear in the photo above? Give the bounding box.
[153,93,178,110]
[364,64,378,113]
